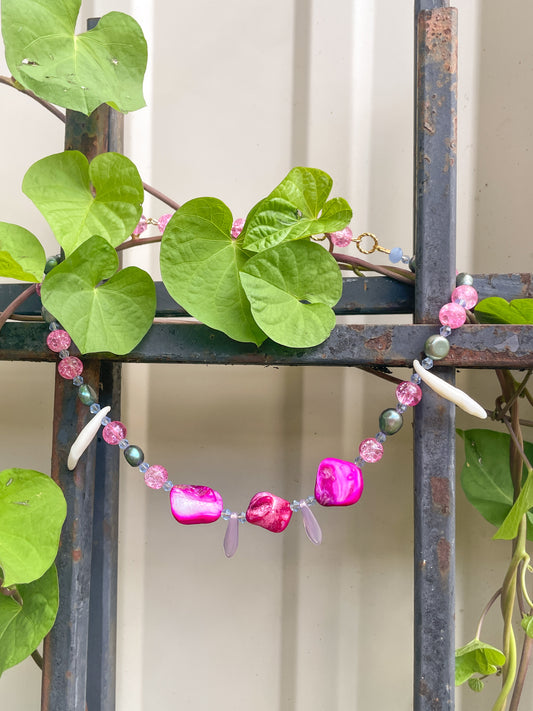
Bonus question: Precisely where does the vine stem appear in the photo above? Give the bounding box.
[500,416,533,472]
[116,234,162,252]
[142,182,180,211]
[0,75,66,123]
[31,649,43,670]
[0,284,37,334]
[474,588,502,640]
[331,252,415,284]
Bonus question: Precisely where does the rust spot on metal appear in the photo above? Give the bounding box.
[430,477,450,515]
[72,548,82,562]
[437,538,451,577]
[364,331,392,353]
[421,9,458,76]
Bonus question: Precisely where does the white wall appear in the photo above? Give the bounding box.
[1,1,532,709]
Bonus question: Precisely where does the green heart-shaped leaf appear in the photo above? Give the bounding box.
[0,222,46,282]
[455,639,505,686]
[160,198,266,346]
[240,240,342,347]
[0,469,66,588]
[2,0,146,114]
[23,150,143,257]
[240,166,352,252]
[475,297,533,324]
[459,429,533,539]
[0,565,59,675]
[41,236,156,355]
[494,467,533,540]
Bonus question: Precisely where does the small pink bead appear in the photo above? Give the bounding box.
[439,302,466,329]
[102,421,127,445]
[144,464,168,489]
[170,485,223,524]
[359,438,384,463]
[231,218,245,239]
[396,381,423,406]
[57,356,83,380]
[246,492,292,532]
[328,227,353,247]
[47,329,71,353]
[157,213,173,234]
[451,284,478,310]
[133,215,147,235]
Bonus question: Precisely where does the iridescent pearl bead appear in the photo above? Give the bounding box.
[359,438,384,463]
[170,485,223,524]
[102,421,127,445]
[144,464,168,490]
[378,409,403,435]
[396,381,422,406]
[78,384,97,406]
[58,356,83,380]
[424,334,450,360]
[47,329,71,352]
[124,445,144,467]
[328,227,353,247]
[456,272,474,287]
[246,492,292,532]
[451,285,478,310]
[439,302,466,329]
[314,458,364,506]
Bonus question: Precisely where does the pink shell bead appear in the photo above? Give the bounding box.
[396,381,422,407]
[439,302,466,329]
[58,356,83,380]
[231,218,245,239]
[314,458,364,507]
[144,464,168,490]
[246,492,292,532]
[328,227,353,247]
[452,284,478,310]
[47,329,71,352]
[102,421,127,445]
[170,485,223,525]
[359,438,384,463]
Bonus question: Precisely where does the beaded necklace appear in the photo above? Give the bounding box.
[39,220,486,558]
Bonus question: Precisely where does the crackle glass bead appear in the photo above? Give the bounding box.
[124,445,144,467]
[145,465,168,489]
[396,381,422,406]
[452,285,478,310]
[379,408,404,435]
[78,384,97,406]
[424,334,450,360]
[58,356,83,380]
[329,227,353,247]
[456,272,474,287]
[359,438,383,463]
[103,421,127,445]
[439,302,466,329]
[47,329,71,353]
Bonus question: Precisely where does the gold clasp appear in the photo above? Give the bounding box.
[354,232,390,255]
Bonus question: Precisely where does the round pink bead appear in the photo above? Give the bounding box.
[47,329,71,353]
[328,227,353,247]
[144,464,168,490]
[102,421,127,445]
[57,356,83,380]
[231,218,245,239]
[439,302,466,329]
[133,215,147,235]
[451,284,478,309]
[359,438,384,463]
[396,381,423,407]
[157,213,173,234]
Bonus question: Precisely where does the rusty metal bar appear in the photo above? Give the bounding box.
[413,4,457,710]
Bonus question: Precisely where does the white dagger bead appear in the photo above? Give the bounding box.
[67,406,111,470]
[412,359,487,419]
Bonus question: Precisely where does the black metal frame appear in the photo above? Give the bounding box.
[1,3,532,709]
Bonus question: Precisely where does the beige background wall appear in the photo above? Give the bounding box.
[1,1,532,709]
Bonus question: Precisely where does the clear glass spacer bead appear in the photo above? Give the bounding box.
[138,462,150,474]
[354,456,366,467]
[118,438,129,450]
[440,325,452,338]
[421,357,434,370]
[411,373,422,385]
[89,403,101,414]
[49,321,60,331]
[162,480,174,492]
[101,416,111,426]
[396,403,407,414]
[72,375,84,387]
[59,349,70,359]
[375,432,387,444]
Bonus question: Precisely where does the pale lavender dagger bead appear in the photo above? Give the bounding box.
[299,500,322,545]
[223,512,240,558]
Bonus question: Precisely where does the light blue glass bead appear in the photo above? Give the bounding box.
[238,512,247,524]
[101,416,111,426]
[375,431,387,444]
[59,349,69,359]
[118,438,129,450]
[411,373,422,385]
[355,456,366,467]
[421,357,434,370]
[396,403,407,414]
[49,321,60,331]
[440,325,452,338]
[389,247,403,263]
[162,480,174,492]
[89,403,101,414]
[401,254,410,264]
[139,462,150,474]
[73,375,84,387]
[222,509,231,521]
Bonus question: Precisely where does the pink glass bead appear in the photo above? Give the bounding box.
[451,284,478,310]
[170,485,223,525]
[144,464,168,489]
[359,438,384,463]
[133,215,147,235]
[157,213,173,234]
[328,227,353,247]
[439,302,466,329]
[246,492,292,532]
[396,380,423,407]
[47,329,71,353]
[231,218,245,239]
[102,421,127,445]
[58,356,83,380]
[314,458,364,507]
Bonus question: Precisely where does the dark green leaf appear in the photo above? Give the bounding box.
[475,297,533,325]
[494,468,533,539]
[160,198,266,346]
[0,469,66,587]
[240,241,342,347]
[2,0,146,114]
[455,638,505,686]
[0,222,45,282]
[41,236,156,355]
[23,151,143,257]
[0,565,59,675]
